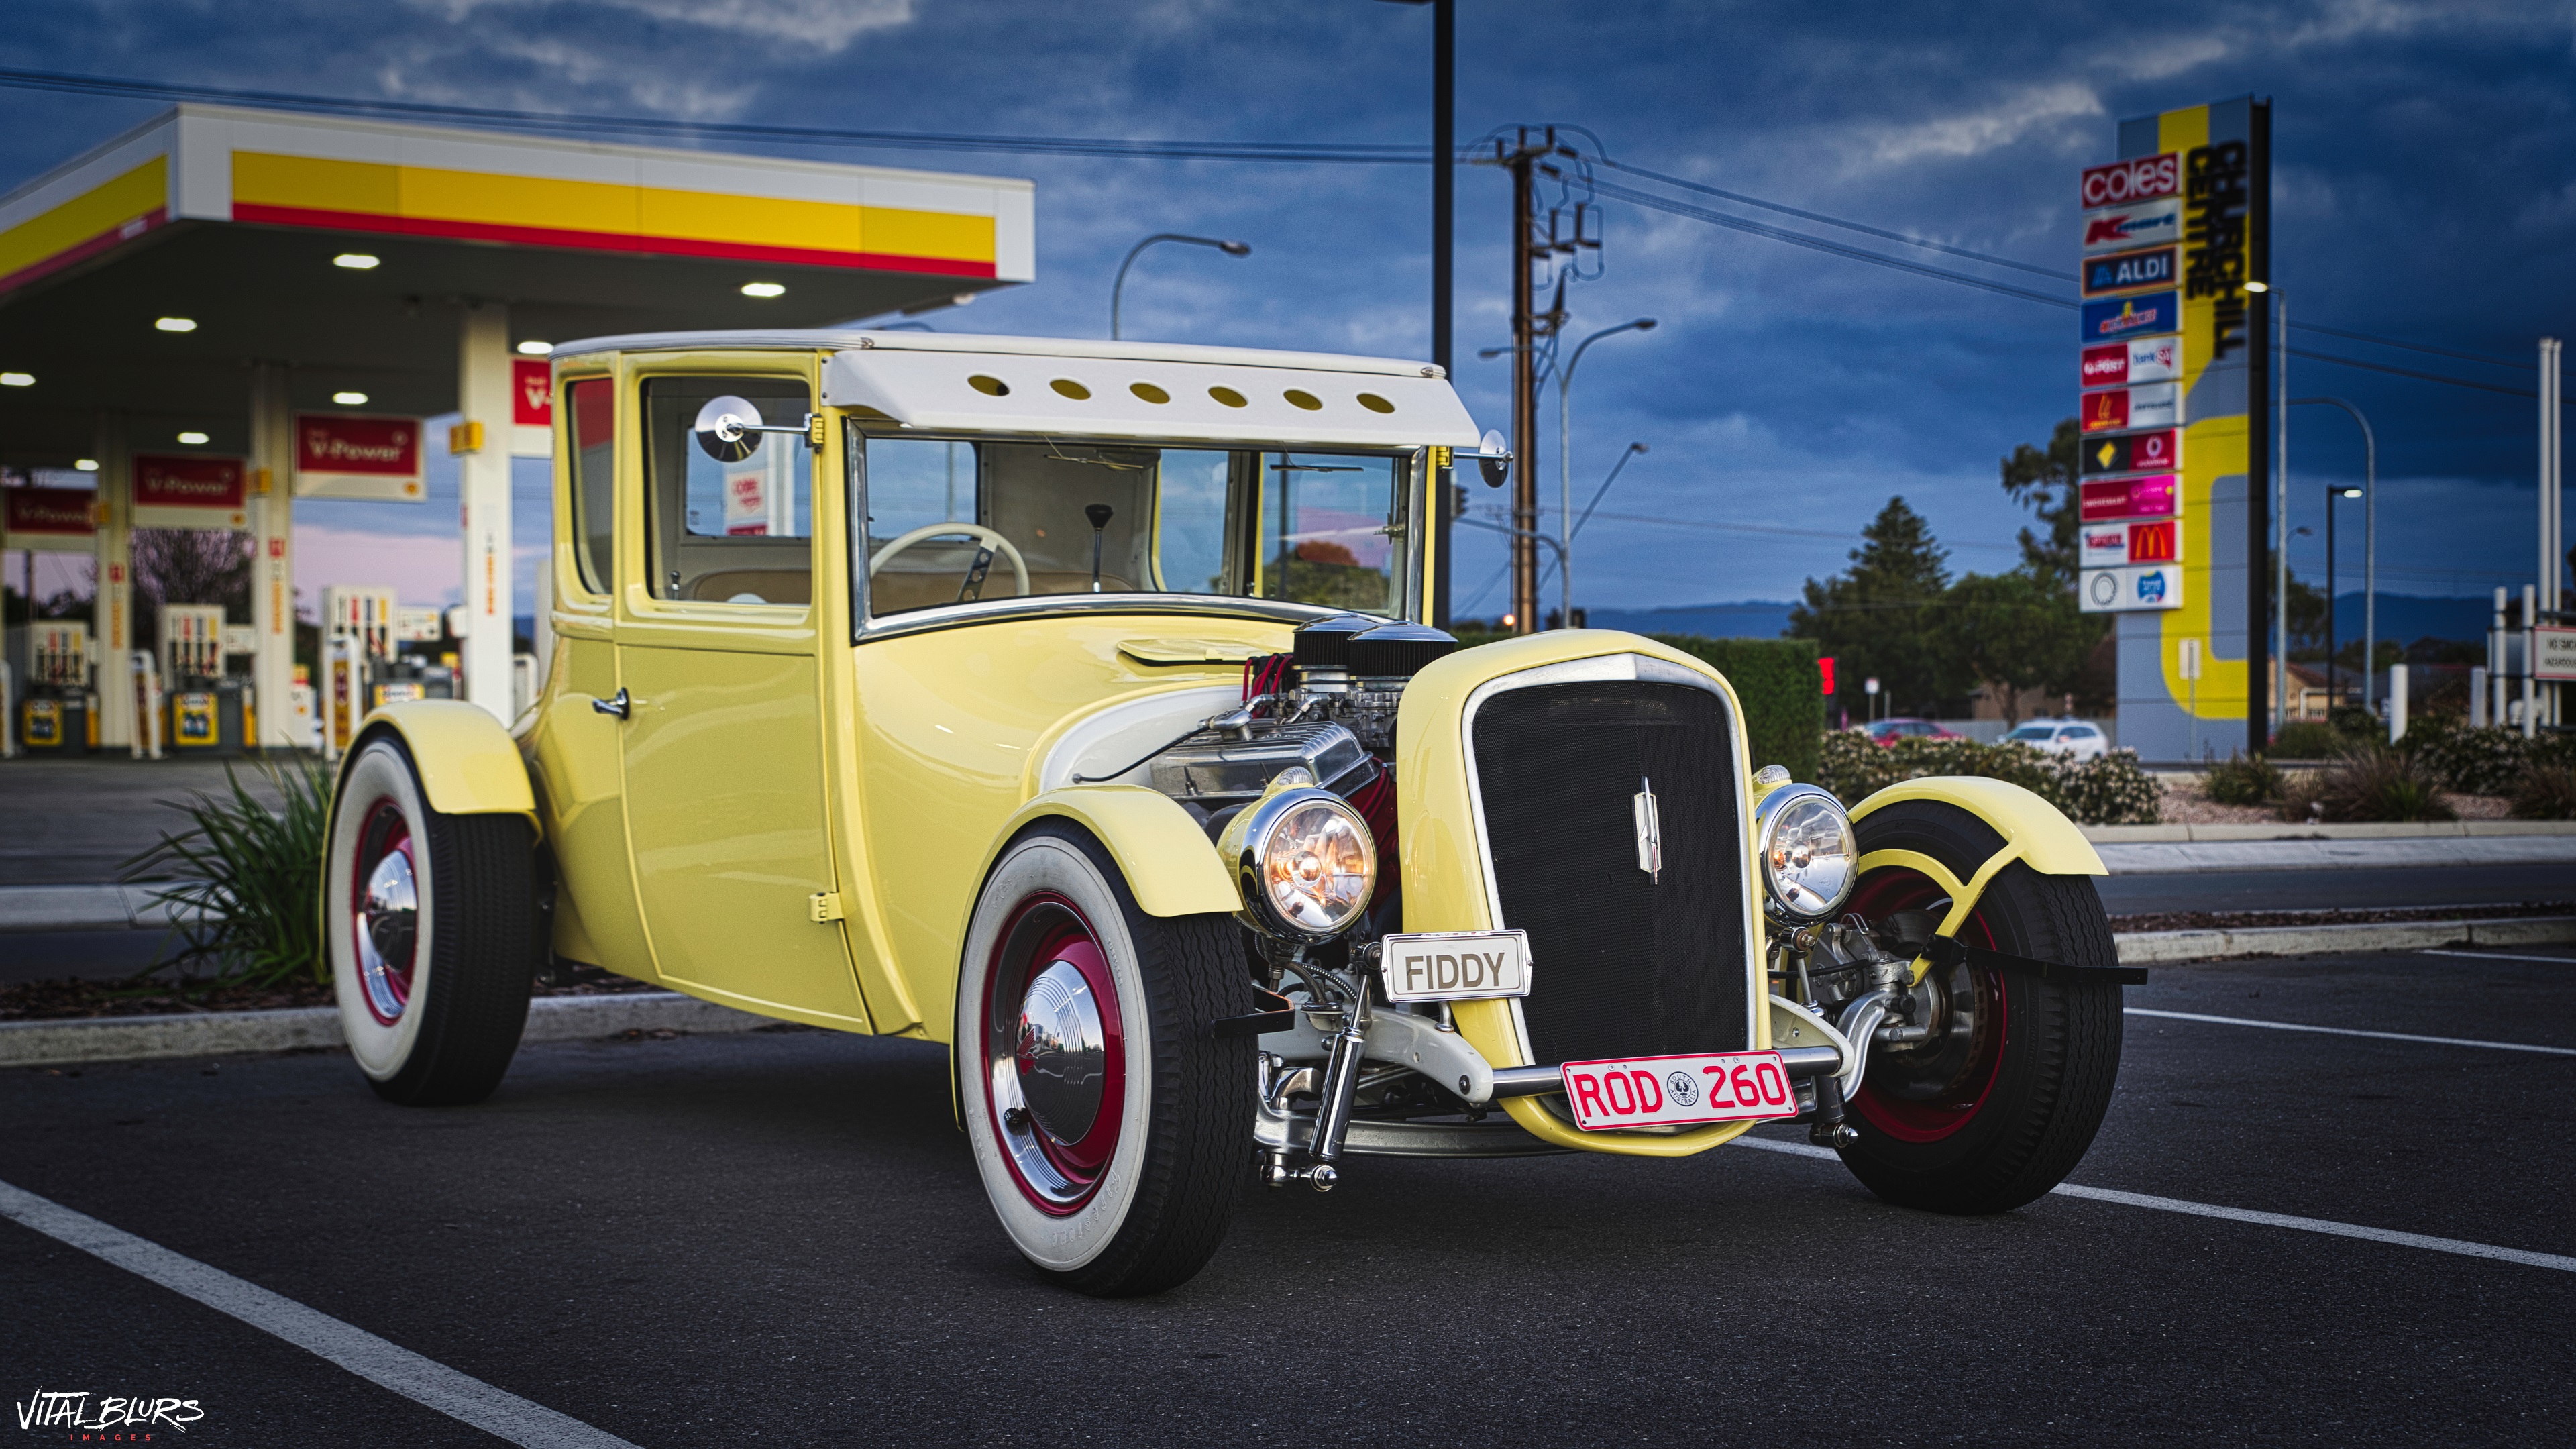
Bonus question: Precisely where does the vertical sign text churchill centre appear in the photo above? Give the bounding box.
[2082,97,2270,760]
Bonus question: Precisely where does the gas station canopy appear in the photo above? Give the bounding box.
[0,103,1035,750]
[0,104,1036,461]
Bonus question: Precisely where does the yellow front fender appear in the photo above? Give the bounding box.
[345,700,537,826]
[981,784,1240,919]
[1849,775,2104,977]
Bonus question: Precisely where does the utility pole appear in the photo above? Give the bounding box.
[1496,127,1556,634]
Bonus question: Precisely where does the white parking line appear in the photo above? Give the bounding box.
[2124,1006,2576,1056]
[1731,1137,2576,1273]
[2419,947,2576,966]
[0,1179,638,1449]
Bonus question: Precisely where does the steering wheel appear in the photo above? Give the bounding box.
[869,523,1032,598]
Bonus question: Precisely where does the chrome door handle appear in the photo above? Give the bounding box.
[592,688,631,720]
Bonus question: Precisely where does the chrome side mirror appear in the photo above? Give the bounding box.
[694,396,764,462]
[1477,427,1511,488]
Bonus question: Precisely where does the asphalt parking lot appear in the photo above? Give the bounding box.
[7,943,2575,1446]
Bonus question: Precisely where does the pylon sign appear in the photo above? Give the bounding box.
[2087,97,2271,759]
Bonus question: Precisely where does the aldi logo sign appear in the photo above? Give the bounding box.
[2082,196,2183,254]
[2084,246,2178,295]
[2081,337,2180,390]
[2082,291,2177,341]
[2081,429,2180,477]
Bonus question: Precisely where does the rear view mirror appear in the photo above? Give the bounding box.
[1477,427,1511,488]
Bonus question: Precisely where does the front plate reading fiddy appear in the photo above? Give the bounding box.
[1562,1050,1799,1131]
[1377,929,1531,1002]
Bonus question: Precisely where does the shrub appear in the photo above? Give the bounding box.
[2271,720,2342,759]
[1651,634,1826,783]
[123,759,333,987]
[1814,730,2159,826]
[2281,746,2453,824]
[2203,749,2283,806]
[2398,714,2576,796]
[2511,763,2576,821]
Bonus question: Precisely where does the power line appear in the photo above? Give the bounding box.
[0,65,1419,164]
[1600,156,2077,282]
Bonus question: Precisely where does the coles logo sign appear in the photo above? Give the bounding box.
[2080,152,2180,208]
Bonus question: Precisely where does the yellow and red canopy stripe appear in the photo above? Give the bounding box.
[231,152,996,278]
[0,157,168,294]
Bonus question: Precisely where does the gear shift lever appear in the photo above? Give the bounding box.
[1085,504,1114,592]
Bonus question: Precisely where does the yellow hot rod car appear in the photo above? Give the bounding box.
[323,329,2140,1295]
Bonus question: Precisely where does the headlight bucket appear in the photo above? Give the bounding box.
[1218,783,1379,940]
[1753,782,1858,923]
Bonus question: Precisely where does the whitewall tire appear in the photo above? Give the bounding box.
[957,822,1251,1296]
[325,733,537,1106]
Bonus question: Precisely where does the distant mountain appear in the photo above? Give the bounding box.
[1582,601,1795,639]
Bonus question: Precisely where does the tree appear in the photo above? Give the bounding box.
[1939,570,2100,724]
[1999,417,2084,591]
[1789,496,1961,715]
[130,527,252,658]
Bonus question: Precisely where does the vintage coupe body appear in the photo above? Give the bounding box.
[324,330,2139,1295]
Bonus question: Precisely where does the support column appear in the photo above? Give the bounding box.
[248,364,299,748]
[458,303,514,720]
[91,418,133,750]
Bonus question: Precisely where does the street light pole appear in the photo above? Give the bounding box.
[2294,396,2377,712]
[1556,318,1654,628]
[1110,233,1250,341]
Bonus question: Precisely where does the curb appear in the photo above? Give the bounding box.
[0,991,771,1069]
[11,920,2572,1069]
[2114,916,2576,965]
[2084,820,2576,843]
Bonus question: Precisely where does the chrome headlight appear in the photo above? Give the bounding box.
[1754,783,1856,922]
[1219,784,1378,939]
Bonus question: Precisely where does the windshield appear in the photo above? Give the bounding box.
[853,436,1411,619]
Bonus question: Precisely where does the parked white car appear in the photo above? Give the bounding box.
[2003,718,2111,761]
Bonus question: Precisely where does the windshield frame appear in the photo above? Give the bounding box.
[843,423,1430,643]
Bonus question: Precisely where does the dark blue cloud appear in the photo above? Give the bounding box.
[3,0,2568,612]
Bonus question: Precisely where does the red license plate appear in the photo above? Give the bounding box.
[1561,1050,1800,1132]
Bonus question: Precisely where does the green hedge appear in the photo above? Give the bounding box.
[1813,729,2161,825]
[1649,635,1825,782]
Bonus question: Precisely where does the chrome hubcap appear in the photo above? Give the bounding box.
[356,824,417,1023]
[1014,960,1108,1144]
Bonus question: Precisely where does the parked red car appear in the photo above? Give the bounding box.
[1861,718,1962,747]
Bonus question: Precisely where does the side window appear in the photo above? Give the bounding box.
[566,378,614,594]
[1154,449,1232,593]
[642,376,813,606]
[1256,452,1403,613]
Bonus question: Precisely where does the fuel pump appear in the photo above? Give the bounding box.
[7,619,95,754]
[158,604,253,755]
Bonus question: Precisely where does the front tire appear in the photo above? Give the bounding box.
[325,733,537,1106]
[956,822,1251,1296]
[1836,799,2123,1214]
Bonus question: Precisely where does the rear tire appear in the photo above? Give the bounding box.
[1836,799,2123,1214]
[956,822,1251,1296]
[325,733,537,1106]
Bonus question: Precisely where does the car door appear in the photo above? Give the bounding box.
[612,364,867,1028]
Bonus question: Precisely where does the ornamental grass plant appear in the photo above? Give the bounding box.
[123,758,334,987]
[2510,763,2576,821]
[2202,749,2284,807]
[2278,745,2453,824]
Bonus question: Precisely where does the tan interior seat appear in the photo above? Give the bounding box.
[869,569,1136,615]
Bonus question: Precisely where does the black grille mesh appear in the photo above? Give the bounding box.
[1470,680,1750,1065]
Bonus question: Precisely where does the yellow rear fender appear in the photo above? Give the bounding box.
[979,784,1240,920]
[341,700,539,829]
[1849,775,2103,977]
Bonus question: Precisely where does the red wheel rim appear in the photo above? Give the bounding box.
[980,893,1126,1215]
[350,798,419,1026]
[1845,867,2006,1143]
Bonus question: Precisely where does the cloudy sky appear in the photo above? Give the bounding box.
[5,0,2571,619]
